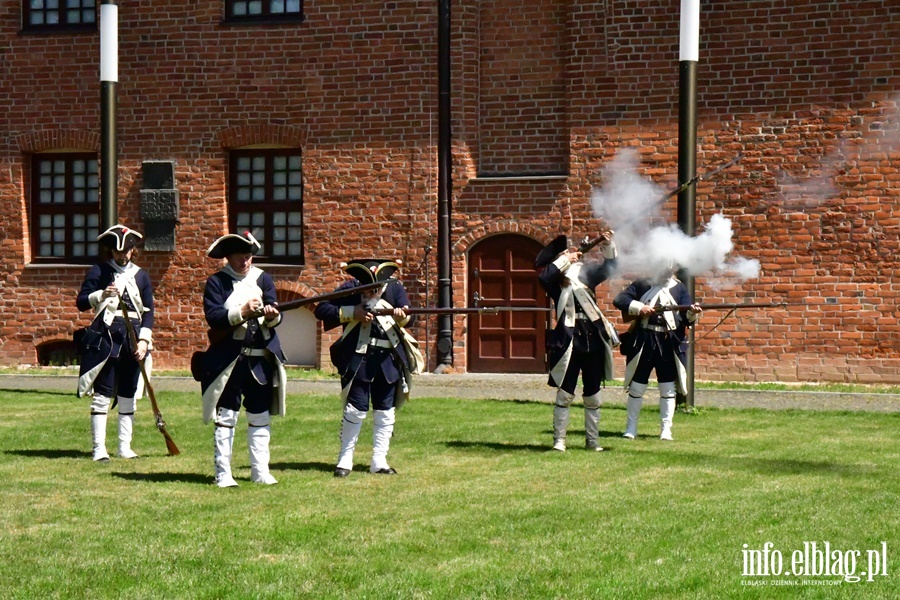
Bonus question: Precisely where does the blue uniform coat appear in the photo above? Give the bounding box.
[76,260,154,398]
[314,279,417,405]
[200,266,287,423]
[613,277,695,394]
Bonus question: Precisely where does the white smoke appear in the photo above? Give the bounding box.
[590,148,760,285]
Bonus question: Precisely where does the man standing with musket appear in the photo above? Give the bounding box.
[613,260,702,441]
[536,230,619,452]
[201,231,286,488]
[77,225,154,462]
[314,259,420,478]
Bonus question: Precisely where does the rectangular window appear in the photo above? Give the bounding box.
[229,149,304,265]
[30,153,100,263]
[224,0,304,23]
[23,0,96,31]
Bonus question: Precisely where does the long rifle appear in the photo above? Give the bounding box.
[206,278,393,345]
[622,301,787,323]
[579,153,744,254]
[371,306,551,316]
[119,298,180,456]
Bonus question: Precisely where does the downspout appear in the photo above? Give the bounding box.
[435,0,453,372]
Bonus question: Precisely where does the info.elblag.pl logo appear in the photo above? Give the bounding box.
[741,541,889,585]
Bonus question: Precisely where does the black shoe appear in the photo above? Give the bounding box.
[372,467,397,475]
[334,467,351,478]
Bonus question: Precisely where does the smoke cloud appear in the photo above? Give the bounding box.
[590,148,760,286]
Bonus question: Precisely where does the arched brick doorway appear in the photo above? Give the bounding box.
[467,233,549,373]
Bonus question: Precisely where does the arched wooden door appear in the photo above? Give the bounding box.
[467,234,549,373]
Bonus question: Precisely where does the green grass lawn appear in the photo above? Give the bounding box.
[0,389,897,599]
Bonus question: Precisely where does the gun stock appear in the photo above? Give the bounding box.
[206,278,393,345]
[119,298,180,456]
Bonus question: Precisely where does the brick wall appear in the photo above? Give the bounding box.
[0,1,898,383]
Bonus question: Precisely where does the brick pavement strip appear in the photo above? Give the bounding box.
[1,374,898,412]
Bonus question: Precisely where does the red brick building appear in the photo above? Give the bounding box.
[1,1,898,383]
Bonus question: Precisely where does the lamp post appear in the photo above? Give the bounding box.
[100,0,118,229]
[677,0,699,408]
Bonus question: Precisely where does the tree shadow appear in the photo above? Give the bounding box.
[111,471,212,484]
[5,448,88,459]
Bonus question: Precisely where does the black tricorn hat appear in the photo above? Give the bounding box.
[341,259,402,286]
[206,231,262,259]
[98,225,143,252]
[534,235,569,268]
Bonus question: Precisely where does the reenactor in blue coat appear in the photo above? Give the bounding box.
[200,231,287,487]
[314,260,419,477]
[613,261,702,441]
[536,231,619,452]
[76,225,154,461]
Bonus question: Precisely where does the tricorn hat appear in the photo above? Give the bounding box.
[98,225,143,252]
[206,231,262,259]
[534,235,569,268]
[340,259,402,286]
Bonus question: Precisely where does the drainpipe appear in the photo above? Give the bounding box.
[435,0,453,372]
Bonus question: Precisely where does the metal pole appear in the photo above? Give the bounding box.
[677,0,699,408]
[435,0,453,372]
[100,0,118,229]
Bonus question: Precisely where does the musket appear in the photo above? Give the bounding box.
[119,297,180,456]
[579,153,744,253]
[622,301,787,323]
[653,152,743,209]
[206,277,393,345]
[371,306,551,316]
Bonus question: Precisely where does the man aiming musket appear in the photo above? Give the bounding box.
[613,260,702,441]
[536,229,621,452]
[314,259,422,478]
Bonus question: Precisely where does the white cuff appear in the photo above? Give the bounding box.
[227,305,244,326]
[602,243,618,259]
[551,255,571,272]
[138,328,153,343]
[89,290,105,308]
[686,310,699,322]
[265,313,282,328]
[628,300,644,315]
[339,306,356,322]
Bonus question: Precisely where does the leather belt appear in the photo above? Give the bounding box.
[368,338,393,349]
[241,348,268,357]
[114,311,141,320]
[575,312,591,320]
[642,324,669,333]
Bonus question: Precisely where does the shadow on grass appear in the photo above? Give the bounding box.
[650,450,879,478]
[444,440,549,453]
[0,388,72,396]
[5,448,89,459]
[111,471,211,484]
[270,461,334,473]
